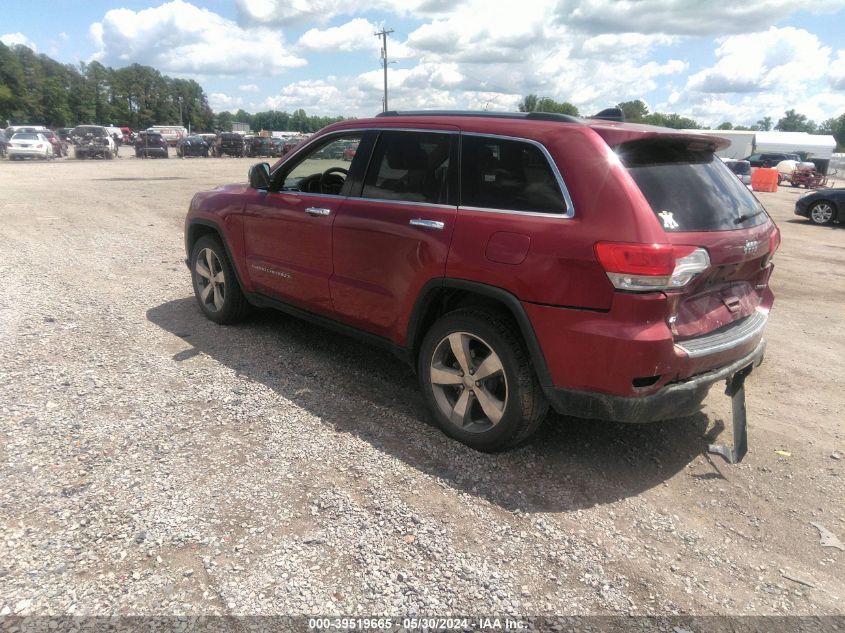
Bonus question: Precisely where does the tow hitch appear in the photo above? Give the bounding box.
[707,364,754,464]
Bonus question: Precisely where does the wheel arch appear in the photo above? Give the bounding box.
[406,279,553,388]
[185,219,249,291]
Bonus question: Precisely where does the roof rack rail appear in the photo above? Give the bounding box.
[376,110,580,124]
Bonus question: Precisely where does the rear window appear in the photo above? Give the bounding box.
[619,140,767,232]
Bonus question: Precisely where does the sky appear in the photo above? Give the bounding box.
[2,0,845,127]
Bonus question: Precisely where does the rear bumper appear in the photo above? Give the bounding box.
[8,147,47,157]
[546,340,766,422]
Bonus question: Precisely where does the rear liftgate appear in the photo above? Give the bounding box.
[707,364,753,464]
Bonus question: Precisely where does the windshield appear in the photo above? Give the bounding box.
[619,140,768,232]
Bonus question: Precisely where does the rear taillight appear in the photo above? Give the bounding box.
[769,225,781,254]
[763,225,780,267]
[594,242,710,292]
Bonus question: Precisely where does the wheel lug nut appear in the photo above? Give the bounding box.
[475,381,480,387]
[469,369,474,375]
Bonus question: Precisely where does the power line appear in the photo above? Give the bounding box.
[374,27,394,112]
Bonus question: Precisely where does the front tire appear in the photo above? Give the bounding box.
[809,201,835,226]
[190,235,250,324]
[418,309,548,452]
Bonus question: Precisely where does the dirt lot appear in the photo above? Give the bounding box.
[0,148,843,620]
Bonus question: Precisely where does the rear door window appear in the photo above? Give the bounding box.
[361,131,453,204]
[460,135,566,214]
[618,140,768,232]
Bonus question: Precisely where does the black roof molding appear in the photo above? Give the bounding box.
[376,110,580,124]
[590,107,625,122]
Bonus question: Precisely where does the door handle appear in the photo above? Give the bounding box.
[305,207,331,217]
[409,218,445,230]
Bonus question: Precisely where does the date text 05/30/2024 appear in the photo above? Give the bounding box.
[308,617,527,630]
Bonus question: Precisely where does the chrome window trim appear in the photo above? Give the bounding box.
[272,127,575,219]
[460,131,575,218]
[270,189,346,199]
[348,196,457,210]
[459,205,569,218]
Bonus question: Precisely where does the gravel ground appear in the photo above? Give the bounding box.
[0,148,843,620]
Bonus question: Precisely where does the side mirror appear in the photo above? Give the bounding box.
[249,162,271,190]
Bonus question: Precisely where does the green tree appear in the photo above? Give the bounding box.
[642,112,701,129]
[518,94,579,116]
[717,121,733,130]
[518,94,538,112]
[819,114,845,151]
[775,109,817,133]
[756,116,773,131]
[616,99,649,122]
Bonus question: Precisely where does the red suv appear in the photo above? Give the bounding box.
[184,111,779,452]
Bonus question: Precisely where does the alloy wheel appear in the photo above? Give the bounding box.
[810,202,833,225]
[429,331,508,433]
[195,248,226,312]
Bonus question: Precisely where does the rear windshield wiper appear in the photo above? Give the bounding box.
[734,210,763,224]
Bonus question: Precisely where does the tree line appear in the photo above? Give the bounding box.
[3,40,843,148]
[0,42,343,134]
[519,95,845,151]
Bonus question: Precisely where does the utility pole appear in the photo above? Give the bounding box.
[374,27,394,112]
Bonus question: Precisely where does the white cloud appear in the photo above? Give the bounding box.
[830,50,845,90]
[298,18,380,52]
[236,0,459,26]
[555,0,845,36]
[89,0,305,76]
[405,1,555,64]
[1,32,36,50]
[208,92,244,112]
[686,28,830,94]
[578,32,679,60]
[239,84,260,92]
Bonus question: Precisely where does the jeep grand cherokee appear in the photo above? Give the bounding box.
[184,111,779,453]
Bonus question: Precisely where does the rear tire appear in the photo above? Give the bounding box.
[190,235,251,324]
[418,309,548,452]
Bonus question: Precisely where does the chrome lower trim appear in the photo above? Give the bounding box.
[675,309,768,358]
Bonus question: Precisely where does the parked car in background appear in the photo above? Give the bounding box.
[149,126,187,146]
[212,133,245,157]
[177,135,210,158]
[342,141,358,161]
[198,133,217,147]
[281,138,302,156]
[134,131,169,158]
[743,152,800,168]
[247,136,281,158]
[69,125,117,159]
[56,128,73,143]
[6,132,53,160]
[794,188,845,226]
[0,129,11,157]
[723,158,751,185]
[184,111,780,454]
[41,129,66,157]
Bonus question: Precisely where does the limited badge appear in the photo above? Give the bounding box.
[658,210,679,229]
